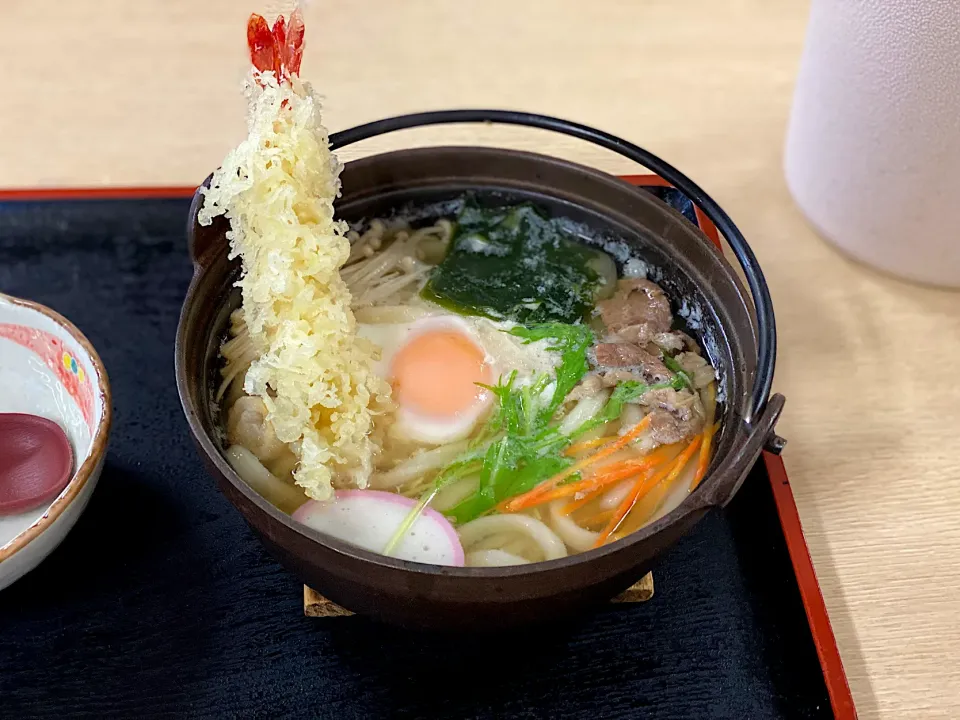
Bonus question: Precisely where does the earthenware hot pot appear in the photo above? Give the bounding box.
[176,111,784,629]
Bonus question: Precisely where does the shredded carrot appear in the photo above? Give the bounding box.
[564,435,616,456]
[594,470,658,546]
[500,415,652,512]
[690,382,717,491]
[600,442,684,477]
[660,434,702,490]
[559,468,644,514]
[508,460,652,511]
[690,421,720,491]
[690,430,714,490]
[559,444,682,513]
[628,454,692,531]
[508,442,684,514]
[587,458,650,480]
[595,434,703,546]
[579,508,614,528]
[562,487,605,515]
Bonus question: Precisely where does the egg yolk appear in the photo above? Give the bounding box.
[390,330,491,417]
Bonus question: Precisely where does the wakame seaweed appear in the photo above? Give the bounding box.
[421,202,601,324]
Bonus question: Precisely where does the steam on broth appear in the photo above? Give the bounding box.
[203,9,719,568]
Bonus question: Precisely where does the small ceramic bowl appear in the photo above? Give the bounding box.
[0,292,111,590]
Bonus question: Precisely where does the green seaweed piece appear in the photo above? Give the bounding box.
[421,202,602,324]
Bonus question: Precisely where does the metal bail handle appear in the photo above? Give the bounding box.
[330,109,778,427]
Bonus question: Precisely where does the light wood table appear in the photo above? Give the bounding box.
[3,1,959,717]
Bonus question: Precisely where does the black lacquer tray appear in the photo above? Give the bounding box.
[0,186,854,719]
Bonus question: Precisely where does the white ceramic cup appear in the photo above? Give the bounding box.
[785,0,960,287]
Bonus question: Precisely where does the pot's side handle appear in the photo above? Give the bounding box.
[700,393,786,508]
[186,176,225,271]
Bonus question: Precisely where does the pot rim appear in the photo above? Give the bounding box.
[176,111,780,579]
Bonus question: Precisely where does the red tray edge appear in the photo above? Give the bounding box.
[764,452,857,720]
[0,186,199,200]
[0,180,857,719]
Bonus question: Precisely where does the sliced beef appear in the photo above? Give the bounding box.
[594,342,650,367]
[675,331,701,355]
[640,387,695,412]
[675,351,716,389]
[648,409,695,446]
[648,329,703,355]
[641,387,705,445]
[615,323,655,346]
[594,342,672,383]
[564,373,603,402]
[651,331,685,353]
[598,369,643,388]
[590,276,712,447]
[597,278,672,337]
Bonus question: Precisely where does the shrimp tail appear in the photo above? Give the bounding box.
[247,8,305,81]
[283,9,305,76]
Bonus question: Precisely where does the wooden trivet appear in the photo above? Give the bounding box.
[304,572,653,617]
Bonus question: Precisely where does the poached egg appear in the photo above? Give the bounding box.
[358,313,559,445]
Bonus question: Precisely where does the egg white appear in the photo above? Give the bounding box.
[357,311,560,445]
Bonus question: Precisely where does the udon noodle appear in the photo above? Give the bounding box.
[219,208,719,567]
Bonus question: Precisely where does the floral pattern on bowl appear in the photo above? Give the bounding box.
[0,292,111,590]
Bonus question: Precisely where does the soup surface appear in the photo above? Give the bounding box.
[218,200,719,566]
